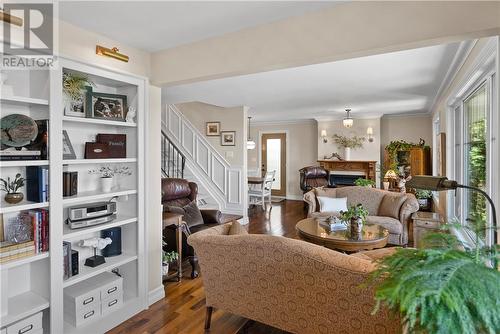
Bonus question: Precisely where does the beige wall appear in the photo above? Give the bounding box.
[248,121,318,199]
[317,118,381,187]
[151,1,500,86]
[176,102,245,166]
[59,20,151,78]
[380,114,433,159]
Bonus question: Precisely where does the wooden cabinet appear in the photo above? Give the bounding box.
[383,147,431,176]
[412,212,442,248]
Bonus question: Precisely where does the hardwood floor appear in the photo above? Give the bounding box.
[108,200,306,334]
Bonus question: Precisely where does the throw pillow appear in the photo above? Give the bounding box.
[378,194,406,219]
[166,202,204,227]
[317,196,348,213]
[228,221,248,235]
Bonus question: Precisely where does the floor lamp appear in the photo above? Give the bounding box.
[406,175,498,245]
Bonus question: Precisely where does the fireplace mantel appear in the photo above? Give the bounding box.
[317,160,377,182]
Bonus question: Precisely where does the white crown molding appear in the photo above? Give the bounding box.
[251,118,316,126]
[428,39,477,115]
[381,112,433,119]
[446,37,497,107]
[314,114,383,122]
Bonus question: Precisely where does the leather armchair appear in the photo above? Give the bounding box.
[162,178,222,278]
[299,166,331,193]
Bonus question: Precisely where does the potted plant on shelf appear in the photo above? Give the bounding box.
[340,204,369,235]
[368,222,500,334]
[354,178,375,188]
[88,166,132,192]
[62,72,95,117]
[162,241,179,276]
[415,189,433,211]
[332,134,365,160]
[0,173,25,204]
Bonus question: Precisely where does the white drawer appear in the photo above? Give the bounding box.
[64,287,100,316]
[99,277,123,301]
[415,219,440,229]
[65,303,101,327]
[6,312,42,334]
[101,294,123,316]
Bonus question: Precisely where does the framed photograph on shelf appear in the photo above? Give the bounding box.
[87,91,128,122]
[206,122,220,136]
[221,131,236,146]
[64,95,86,118]
[63,130,76,159]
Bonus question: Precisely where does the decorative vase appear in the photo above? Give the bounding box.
[4,192,23,204]
[350,217,363,235]
[101,177,113,192]
[162,262,169,276]
[344,147,351,160]
[383,181,390,190]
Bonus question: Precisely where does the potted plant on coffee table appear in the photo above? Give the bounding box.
[368,221,500,334]
[340,204,369,235]
[0,173,25,204]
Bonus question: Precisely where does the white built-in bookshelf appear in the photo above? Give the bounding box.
[1,57,147,334]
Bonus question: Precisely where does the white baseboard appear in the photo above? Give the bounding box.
[148,285,165,306]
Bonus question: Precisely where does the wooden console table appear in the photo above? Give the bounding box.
[317,160,377,182]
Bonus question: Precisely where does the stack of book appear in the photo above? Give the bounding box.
[63,242,78,279]
[1,209,49,262]
[0,119,48,161]
[26,166,49,202]
[0,240,35,263]
[0,150,41,161]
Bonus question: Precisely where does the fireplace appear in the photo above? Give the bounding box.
[330,174,366,187]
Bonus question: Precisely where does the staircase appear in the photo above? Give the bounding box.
[161,130,185,178]
[162,104,247,217]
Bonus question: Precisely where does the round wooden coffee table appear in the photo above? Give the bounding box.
[295,218,389,252]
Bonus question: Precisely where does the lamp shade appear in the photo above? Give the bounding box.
[247,140,256,150]
[384,170,397,179]
[343,118,353,128]
[321,130,327,137]
[367,127,373,135]
[406,175,458,191]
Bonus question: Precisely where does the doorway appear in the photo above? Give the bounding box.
[261,133,286,196]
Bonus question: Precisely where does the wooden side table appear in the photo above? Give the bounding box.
[412,212,442,248]
[162,212,184,282]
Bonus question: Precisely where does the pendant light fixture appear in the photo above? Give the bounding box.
[247,117,256,150]
[343,108,353,128]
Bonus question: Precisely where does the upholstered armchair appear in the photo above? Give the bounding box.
[162,178,223,279]
[299,166,331,193]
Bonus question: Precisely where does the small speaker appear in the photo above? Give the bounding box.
[101,227,122,257]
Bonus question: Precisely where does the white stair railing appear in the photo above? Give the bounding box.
[163,104,245,215]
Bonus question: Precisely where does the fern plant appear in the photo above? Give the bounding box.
[368,224,500,334]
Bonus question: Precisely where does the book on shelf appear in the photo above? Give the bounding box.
[26,166,49,202]
[0,119,49,161]
[0,240,35,263]
[63,241,71,280]
[1,208,49,257]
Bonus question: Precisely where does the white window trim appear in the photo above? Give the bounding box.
[446,37,498,248]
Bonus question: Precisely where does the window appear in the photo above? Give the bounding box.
[451,79,493,246]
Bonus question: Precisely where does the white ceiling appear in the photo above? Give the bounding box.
[59,1,339,52]
[164,42,461,121]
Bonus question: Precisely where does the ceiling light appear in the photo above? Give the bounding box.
[343,108,353,128]
[247,117,256,150]
[96,45,129,62]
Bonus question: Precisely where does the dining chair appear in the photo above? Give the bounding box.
[248,170,276,210]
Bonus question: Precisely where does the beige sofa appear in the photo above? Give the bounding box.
[304,186,419,245]
[188,222,401,334]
